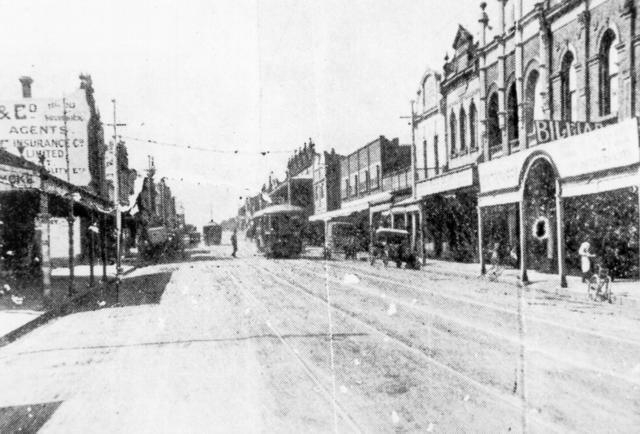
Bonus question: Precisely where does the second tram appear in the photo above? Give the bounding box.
[252,204,306,258]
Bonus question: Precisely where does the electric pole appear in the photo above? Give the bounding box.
[401,101,418,199]
[63,97,75,296]
[105,99,127,297]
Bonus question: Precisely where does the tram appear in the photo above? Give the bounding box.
[203,221,222,246]
[252,204,306,258]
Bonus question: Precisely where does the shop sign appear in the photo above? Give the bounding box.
[0,90,90,185]
[480,118,639,195]
[0,164,39,189]
[534,120,605,145]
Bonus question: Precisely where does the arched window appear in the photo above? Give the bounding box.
[449,112,457,156]
[507,82,519,143]
[561,51,577,121]
[487,92,501,151]
[599,29,619,116]
[469,102,477,150]
[524,70,544,137]
[459,107,467,153]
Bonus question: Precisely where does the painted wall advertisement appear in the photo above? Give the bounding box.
[0,89,90,185]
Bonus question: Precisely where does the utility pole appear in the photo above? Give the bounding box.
[401,101,418,199]
[63,97,75,297]
[104,99,127,297]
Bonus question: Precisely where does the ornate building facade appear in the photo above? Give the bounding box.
[415,0,640,281]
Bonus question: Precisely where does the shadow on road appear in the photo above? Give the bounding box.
[0,401,62,433]
[76,272,174,311]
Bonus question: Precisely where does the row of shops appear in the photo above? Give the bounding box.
[240,0,640,285]
[0,75,185,301]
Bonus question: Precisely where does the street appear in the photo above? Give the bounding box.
[0,240,638,433]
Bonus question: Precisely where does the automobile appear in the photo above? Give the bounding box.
[370,227,421,270]
[325,221,359,259]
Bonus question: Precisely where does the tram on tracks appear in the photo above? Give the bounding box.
[202,221,222,246]
[252,204,306,258]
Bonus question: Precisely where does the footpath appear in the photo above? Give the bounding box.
[420,257,640,305]
[0,264,134,342]
[326,246,640,306]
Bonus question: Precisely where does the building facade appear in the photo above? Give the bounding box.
[312,149,343,216]
[415,0,640,282]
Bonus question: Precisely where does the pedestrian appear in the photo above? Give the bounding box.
[231,229,238,258]
[508,245,519,268]
[486,242,502,280]
[490,242,501,268]
[579,241,595,282]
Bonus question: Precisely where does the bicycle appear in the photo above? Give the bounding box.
[485,263,504,281]
[586,264,614,303]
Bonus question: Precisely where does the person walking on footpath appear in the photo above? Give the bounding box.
[579,241,595,282]
[231,229,238,258]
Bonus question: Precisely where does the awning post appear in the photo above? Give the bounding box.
[555,180,567,288]
[477,206,486,275]
[519,199,529,283]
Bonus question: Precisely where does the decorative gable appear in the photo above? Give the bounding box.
[452,25,473,54]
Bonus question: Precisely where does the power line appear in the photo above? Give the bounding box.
[121,135,294,155]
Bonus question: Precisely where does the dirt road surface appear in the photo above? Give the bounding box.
[0,243,638,433]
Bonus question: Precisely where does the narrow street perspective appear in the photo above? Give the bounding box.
[1,237,638,433]
[2,0,640,432]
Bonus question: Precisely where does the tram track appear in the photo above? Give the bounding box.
[296,258,640,348]
[227,271,365,434]
[249,261,566,433]
[271,260,640,430]
[278,260,640,389]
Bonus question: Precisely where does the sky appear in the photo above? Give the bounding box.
[0,0,503,228]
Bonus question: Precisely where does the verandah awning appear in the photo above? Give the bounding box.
[309,191,392,222]
[478,117,640,201]
[415,165,476,198]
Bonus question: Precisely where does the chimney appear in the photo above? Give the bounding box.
[19,76,33,98]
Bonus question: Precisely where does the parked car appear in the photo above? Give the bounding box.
[325,221,358,259]
[370,228,421,270]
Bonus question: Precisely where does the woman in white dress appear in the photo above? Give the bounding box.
[578,241,595,282]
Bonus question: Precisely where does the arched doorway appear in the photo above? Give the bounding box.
[522,157,558,273]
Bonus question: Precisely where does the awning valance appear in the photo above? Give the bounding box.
[309,191,392,222]
[253,203,305,218]
[390,196,420,214]
[478,117,640,195]
[416,165,476,198]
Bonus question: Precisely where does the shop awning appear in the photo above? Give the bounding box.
[478,117,640,196]
[415,165,476,198]
[390,196,420,214]
[0,150,113,214]
[309,191,392,222]
[253,203,305,218]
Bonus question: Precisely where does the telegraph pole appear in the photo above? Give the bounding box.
[63,97,75,296]
[401,101,418,199]
[105,99,127,297]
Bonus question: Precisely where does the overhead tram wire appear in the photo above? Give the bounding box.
[121,135,294,155]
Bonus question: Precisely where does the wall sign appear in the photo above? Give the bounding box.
[0,164,39,189]
[0,90,90,186]
[534,120,605,145]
